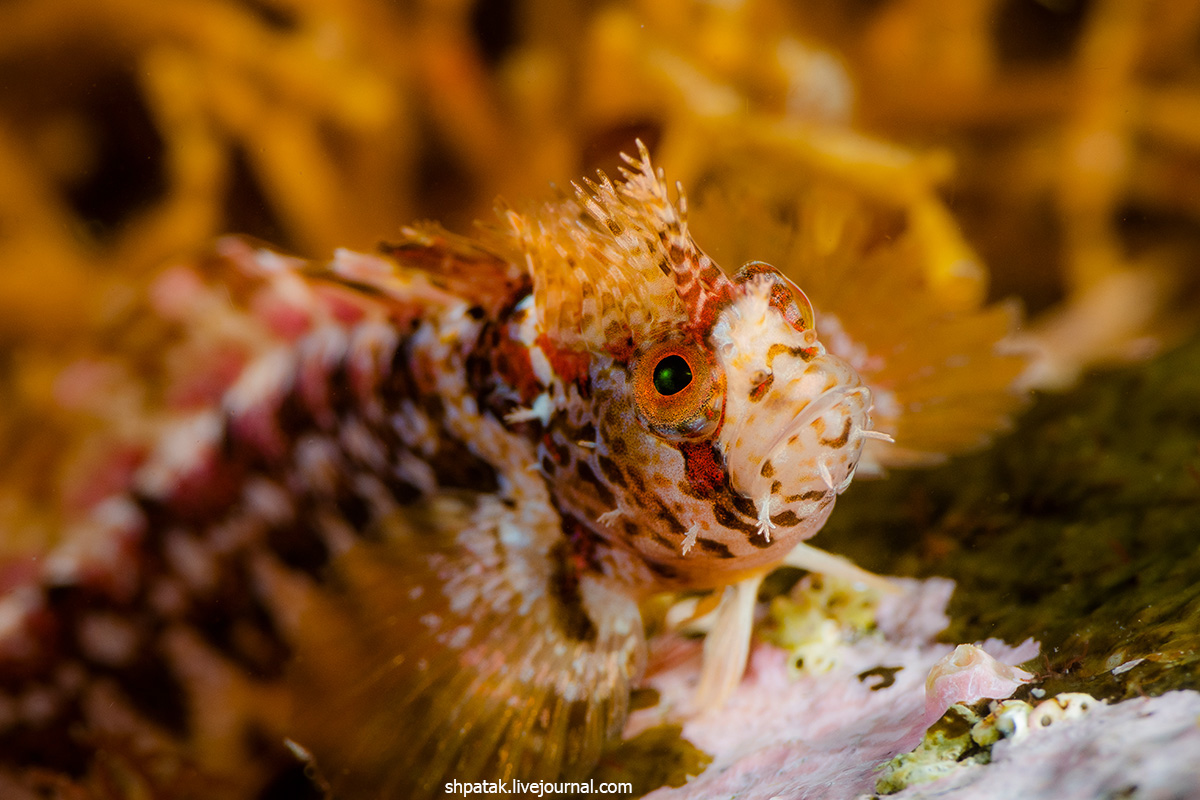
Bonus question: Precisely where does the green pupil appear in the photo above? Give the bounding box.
[652,354,693,396]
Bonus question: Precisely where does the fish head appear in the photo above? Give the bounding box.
[710,262,872,539]
[520,147,875,586]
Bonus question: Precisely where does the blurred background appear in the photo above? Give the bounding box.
[4,0,1200,543]
[3,0,1200,332]
[7,0,1200,551]
[4,2,1200,795]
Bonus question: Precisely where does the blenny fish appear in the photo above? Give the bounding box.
[0,145,893,798]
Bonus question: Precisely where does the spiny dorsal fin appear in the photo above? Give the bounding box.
[505,143,733,357]
[379,223,530,319]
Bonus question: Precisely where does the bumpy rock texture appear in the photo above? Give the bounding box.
[630,331,1200,798]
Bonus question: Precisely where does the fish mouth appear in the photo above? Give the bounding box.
[763,384,871,458]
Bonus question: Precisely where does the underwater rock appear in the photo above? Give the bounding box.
[637,329,1200,799]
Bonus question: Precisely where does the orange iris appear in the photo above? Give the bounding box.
[631,338,725,440]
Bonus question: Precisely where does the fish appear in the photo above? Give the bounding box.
[284,145,890,798]
[0,144,931,798]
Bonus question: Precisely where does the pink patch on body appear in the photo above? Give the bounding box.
[149,265,207,321]
[313,284,370,326]
[0,556,42,594]
[251,285,314,341]
[297,346,340,430]
[45,500,147,603]
[64,444,147,513]
[330,249,394,282]
[346,347,383,412]
[227,400,289,464]
[166,344,251,409]
[216,237,308,280]
[52,359,124,412]
[164,450,246,523]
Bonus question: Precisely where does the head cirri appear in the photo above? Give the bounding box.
[506,144,876,590]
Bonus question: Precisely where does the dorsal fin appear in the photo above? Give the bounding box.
[503,143,733,357]
[378,223,530,319]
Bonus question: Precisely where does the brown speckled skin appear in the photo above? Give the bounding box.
[0,151,874,797]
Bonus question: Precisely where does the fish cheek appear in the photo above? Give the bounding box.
[598,406,689,532]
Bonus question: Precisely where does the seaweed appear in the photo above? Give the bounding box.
[814,330,1200,702]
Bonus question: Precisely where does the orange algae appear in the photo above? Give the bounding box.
[0,0,1030,549]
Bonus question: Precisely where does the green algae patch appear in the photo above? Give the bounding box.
[586,724,713,798]
[875,700,995,794]
[813,332,1200,703]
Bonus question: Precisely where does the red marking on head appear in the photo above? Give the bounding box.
[679,441,727,498]
[601,321,637,363]
[536,333,591,389]
[665,247,734,338]
[494,333,542,405]
[688,281,734,339]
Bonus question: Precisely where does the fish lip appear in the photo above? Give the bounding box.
[763,384,870,458]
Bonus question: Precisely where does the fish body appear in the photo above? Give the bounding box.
[0,148,874,797]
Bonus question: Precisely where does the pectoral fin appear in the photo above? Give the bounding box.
[286,494,646,799]
[692,572,764,711]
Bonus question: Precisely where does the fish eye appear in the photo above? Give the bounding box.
[632,338,725,440]
[652,354,693,396]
